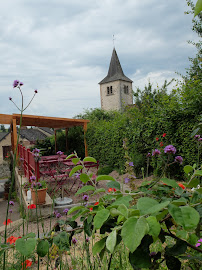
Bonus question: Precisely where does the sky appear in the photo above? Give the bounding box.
[0,0,199,120]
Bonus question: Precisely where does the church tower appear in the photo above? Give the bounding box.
[99,48,133,111]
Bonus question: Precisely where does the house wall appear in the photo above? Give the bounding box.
[0,133,11,164]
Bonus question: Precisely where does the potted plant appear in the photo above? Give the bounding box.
[31,179,47,205]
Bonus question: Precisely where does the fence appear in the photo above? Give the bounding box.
[18,144,40,181]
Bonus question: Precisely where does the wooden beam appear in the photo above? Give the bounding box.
[83,122,88,157]
[0,114,13,124]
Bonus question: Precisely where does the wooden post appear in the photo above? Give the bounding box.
[83,122,88,157]
[54,129,57,154]
[65,128,68,153]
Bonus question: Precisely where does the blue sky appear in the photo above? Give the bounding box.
[0,0,198,119]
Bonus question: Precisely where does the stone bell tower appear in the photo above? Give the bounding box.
[99,48,133,111]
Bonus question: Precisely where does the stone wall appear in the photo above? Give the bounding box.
[0,162,10,178]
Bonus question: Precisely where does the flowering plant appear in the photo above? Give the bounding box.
[31,179,47,190]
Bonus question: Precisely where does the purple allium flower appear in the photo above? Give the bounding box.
[30,176,36,181]
[56,213,62,218]
[129,162,134,166]
[19,82,24,86]
[9,97,12,101]
[194,135,200,139]
[164,145,176,154]
[37,182,42,187]
[198,239,202,243]
[57,151,64,156]
[198,138,202,142]
[53,210,58,215]
[34,89,38,93]
[86,237,89,243]
[9,201,15,206]
[20,157,24,161]
[146,153,151,158]
[196,243,201,247]
[13,80,19,88]
[9,209,13,213]
[83,195,89,201]
[124,177,130,184]
[72,238,77,245]
[175,156,183,165]
[63,208,69,215]
[152,149,161,156]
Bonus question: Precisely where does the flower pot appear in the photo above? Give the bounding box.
[31,188,47,205]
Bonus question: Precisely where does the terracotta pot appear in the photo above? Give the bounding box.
[31,188,47,205]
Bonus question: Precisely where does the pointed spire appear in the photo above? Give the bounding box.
[99,48,133,84]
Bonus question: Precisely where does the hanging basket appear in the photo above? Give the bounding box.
[31,188,47,205]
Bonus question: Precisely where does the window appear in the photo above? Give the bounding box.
[124,85,129,94]
[107,86,113,95]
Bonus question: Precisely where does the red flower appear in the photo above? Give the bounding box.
[162,133,166,137]
[178,183,185,190]
[160,142,163,147]
[3,219,12,225]
[22,259,32,269]
[113,188,116,192]
[156,137,159,141]
[89,208,93,211]
[28,204,36,209]
[7,236,20,245]
[94,202,99,206]
[108,188,113,192]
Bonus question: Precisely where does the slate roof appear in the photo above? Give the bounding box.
[0,132,9,142]
[38,127,54,135]
[19,129,47,142]
[99,48,133,84]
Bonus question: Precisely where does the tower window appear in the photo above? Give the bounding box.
[124,85,129,94]
[107,86,113,95]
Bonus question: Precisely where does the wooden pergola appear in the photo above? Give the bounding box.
[0,113,90,156]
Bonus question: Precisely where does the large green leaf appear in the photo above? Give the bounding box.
[146,216,160,241]
[92,237,107,255]
[137,197,169,215]
[195,0,202,16]
[106,230,117,253]
[161,178,178,188]
[37,240,49,257]
[186,178,200,188]
[83,157,97,163]
[117,204,128,219]
[137,197,158,215]
[121,217,148,253]
[94,209,110,230]
[72,158,80,165]
[165,240,187,256]
[68,205,85,214]
[168,205,200,230]
[69,165,83,177]
[111,195,133,207]
[80,173,90,183]
[194,170,202,176]
[96,175,115,181]
[184,165,193,174]
[93,188,106,195]
[15,238,36,257]
[75,185,95,195]
[66,154,76,160]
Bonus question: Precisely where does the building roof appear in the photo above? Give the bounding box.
[19,129,47,142]
[38,127,54,135]
[0,132,9,142]
[99,48,133,84]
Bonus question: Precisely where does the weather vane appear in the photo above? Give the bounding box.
[113,34,116,47]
